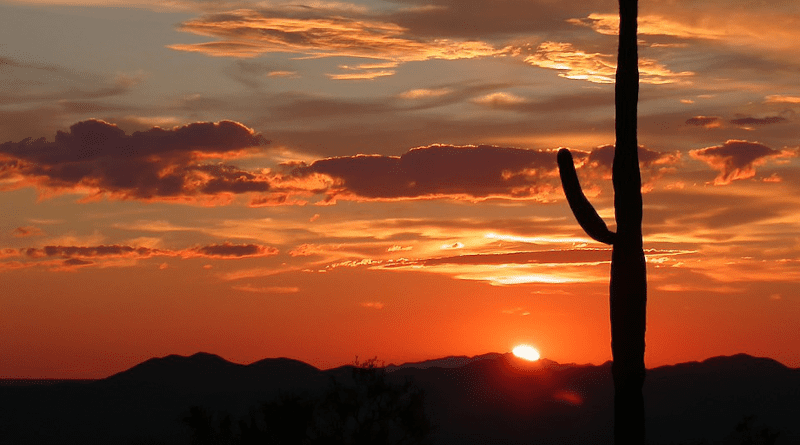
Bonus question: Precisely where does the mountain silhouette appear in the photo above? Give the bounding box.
[1,353,797,444]
[106,352,326,393]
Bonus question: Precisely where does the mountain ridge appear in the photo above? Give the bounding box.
[105,350,798,381]
[2,352,798,445]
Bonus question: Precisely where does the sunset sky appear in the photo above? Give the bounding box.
[2,0,799,378]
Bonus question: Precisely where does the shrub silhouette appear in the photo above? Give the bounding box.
[308,356,432,445]
[650,415,783,445]
[182,356,432,445]
[184,405,234,445]
[556,0,646,443]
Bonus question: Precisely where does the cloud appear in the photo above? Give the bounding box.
[0,119,270,202]
[387,249,613,267]
[472,92,526,106]
[729,116,787,126]
[186,242,279,258]
[440,242,464,250]
[23,245,162,259]
[568,13,725,40]
[325,70,396,80]
[0,56,145,106]
[689,140,795,185]
[220,266,298,281]
[259,143,679,204]
[524,41,693,85]
[685,116,721,128]
[279,144,561,202]
[569,6,800,58]
[585,145,681,171]
[288,243,327,257]
[249,194,308,207]
[223,60,299,88]
[578,145,681,189]
[51,258,96,271]
[765,95,800,104]
[232,285,299,294]
[264,82,511,123]
[397,88,452,99]
[16,242,279,268]
[168,9,506,77]
[12,226,44,238]
[387,0,609,38]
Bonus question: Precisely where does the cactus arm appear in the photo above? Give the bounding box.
[557,148,616,245]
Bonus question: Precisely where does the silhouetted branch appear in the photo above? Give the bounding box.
[557,148,616,245]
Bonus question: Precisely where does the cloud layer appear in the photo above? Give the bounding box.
[2,119,686,206]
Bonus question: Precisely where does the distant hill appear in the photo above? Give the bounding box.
[1,353,797,444]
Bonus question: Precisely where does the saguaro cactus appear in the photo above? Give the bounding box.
[556,0,646,444]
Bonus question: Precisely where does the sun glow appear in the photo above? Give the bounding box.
[512,345,541,361]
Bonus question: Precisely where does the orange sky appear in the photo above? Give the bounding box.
[1,0,799,378]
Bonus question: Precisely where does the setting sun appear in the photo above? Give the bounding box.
[512,345,541,361]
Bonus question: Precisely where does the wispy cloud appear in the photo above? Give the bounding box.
[765,95,800,104]
[524,41,693,85]
[232,285,299,294]
[12,226,44,238]
[397,88,452,99]
[325,70,396,80]
[168,9,506,77]
[568,13,725,40]
[472,92,526,106]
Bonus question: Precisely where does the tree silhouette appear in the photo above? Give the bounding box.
[556,0,646,443]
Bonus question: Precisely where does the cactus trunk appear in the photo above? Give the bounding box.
[612,1,646,444]
[556,0,647,443]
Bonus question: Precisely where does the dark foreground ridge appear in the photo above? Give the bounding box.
[1,353,798,444]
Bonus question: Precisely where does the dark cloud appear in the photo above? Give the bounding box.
[25,245,162,259]
[586,145,680,170]
[689,140,793,185]
[581,145,681,189]
[62,258,93,267]
[19,243,279,266]
[189,242,278,258]
[283,144,560,201]
[0,119,270,201]
[729,116,787,126]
